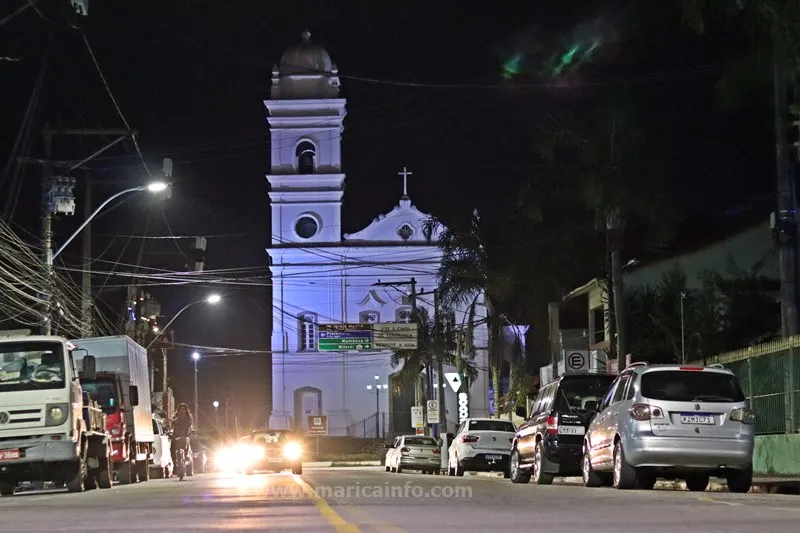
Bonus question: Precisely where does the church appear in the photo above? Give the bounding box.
[266,31,491,436]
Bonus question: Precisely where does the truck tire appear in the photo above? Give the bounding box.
[66,457,86,493]
[97,457,113,489]
[0,481,15,496]
[118,461,134,485]
[137,458,150,482]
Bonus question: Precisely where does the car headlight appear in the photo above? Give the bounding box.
[45,403,68,426]
[283,442,302,460]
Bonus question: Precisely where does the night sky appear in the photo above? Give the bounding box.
[0,0,775,429]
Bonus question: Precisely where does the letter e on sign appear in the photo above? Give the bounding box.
[567,352,586,372]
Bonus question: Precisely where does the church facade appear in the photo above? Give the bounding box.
[266,31,490,436]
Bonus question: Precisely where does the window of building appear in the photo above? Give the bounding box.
[359,311,380,324]
[295,215,319,239]
[395,307,412,323]
[397,224,414,240]
[296,141,316,174]
[298,312,318,351]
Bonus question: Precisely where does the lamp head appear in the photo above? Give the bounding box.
[206,294,221,304]
[146,181,168,192]
[192,352,200,361]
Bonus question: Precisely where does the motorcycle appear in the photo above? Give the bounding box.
[169,429,194,481]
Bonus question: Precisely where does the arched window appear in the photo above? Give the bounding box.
[296,141,316,174]
[359,311,380,324]
[297,312,318,351]
[395,307,412,323]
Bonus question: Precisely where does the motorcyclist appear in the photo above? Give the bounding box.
[171,403,194,464]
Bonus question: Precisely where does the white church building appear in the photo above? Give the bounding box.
[266,31,490,436]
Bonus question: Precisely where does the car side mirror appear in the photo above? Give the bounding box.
[82,355,96,381]
[383,443,393,449]
[129,385,139,407]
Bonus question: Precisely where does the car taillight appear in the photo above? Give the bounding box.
[400,446,411,453]
[629,404,663,421]
[546,415,558,434]
[461,435,480,443]
[432,448,441,454]
[679,366,704,371]
[730,408,755,424]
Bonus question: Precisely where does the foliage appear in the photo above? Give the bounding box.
[625,262,780,363]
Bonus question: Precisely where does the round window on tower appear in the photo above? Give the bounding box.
[397,224,414,240]
[295,215,320,239]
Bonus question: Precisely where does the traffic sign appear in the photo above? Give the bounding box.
[411,406,424,428]
[565,351,588,373]
[426,400,439,424]
[318,324,373,351]
[307,415,328,436]
[373,323,418,349]
[444,372,462,392]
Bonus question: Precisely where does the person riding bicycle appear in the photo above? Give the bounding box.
[171,403,194,464]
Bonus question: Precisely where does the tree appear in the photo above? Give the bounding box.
[535,103,675,362]
[423,209,515,418]
[681,0,800,336]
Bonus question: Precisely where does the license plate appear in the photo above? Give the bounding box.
[486,455,502,461]
[558,425,585,436]
[0,449,20,460]
[680,414,715,425]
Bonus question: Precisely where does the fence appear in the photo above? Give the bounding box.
[346,412,388,439]
[692,336,800,435]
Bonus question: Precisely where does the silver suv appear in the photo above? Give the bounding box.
[582,363,755,493]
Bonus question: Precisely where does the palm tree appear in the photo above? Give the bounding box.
[423,209,515,418]
[681,0,800,336]
[535,104,673,363]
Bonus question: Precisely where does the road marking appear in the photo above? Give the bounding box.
[696,496,743,506]
[341,503,407,533]
[292,475,360,533]
[767,507,800,512]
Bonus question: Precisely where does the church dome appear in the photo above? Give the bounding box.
[279,30,334,76]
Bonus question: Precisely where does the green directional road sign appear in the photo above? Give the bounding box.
[318,324,373,351]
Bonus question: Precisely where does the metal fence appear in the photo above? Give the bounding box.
[346,412,388,439]
[693,336,800,435]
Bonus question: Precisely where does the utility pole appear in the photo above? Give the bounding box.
[418,288,441,439]
[80,175,92,337]
[40,128,54,335]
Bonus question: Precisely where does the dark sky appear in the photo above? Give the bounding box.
[0,0,775,429]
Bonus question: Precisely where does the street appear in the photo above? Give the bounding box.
[1,467,799,532]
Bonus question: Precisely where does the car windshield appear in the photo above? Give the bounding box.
[0,342,66,392]
[641,370,745,402]
[468,420,515,432]
[81,380,118,414]
[556,377,615,412]
[253,431,291,445]
[404,437,437,446]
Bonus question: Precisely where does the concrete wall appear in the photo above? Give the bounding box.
[754,434,800,476]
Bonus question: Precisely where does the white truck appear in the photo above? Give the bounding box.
[0,333,112,495]
[71,335,155,484]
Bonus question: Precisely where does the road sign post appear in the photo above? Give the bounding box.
[426,400,439,425]
[411,405,424,429]
[373,323,418,349]
[565,351,588,373]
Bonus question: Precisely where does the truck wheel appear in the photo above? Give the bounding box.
[137,459,150,482]
[118,461,133,485]
[0,482,16,496]
[66,457,86,493]
[97,458,113,489]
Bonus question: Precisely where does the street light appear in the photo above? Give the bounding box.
[367,381,388,439]
[212,400,220,428]
[192,352,200,430]
[51,181,169,261]
[145,294,221,350]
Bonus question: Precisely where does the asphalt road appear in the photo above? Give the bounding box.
[1,468,799,532]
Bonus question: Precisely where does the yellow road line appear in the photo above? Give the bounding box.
[292,475,360,533]
[696,496,743,506]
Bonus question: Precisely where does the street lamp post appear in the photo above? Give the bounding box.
[367,376,387,439]
[212,400,219,428]
[42,181,169,334]
[680,291,687,364]
[192,352,200,431]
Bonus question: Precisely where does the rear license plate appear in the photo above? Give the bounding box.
[0,449,20,460]
[558,425,585,436]
[486,455,502,461]
[680,414,714,425]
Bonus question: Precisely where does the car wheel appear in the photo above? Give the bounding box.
[612,441,637,490]
[532,442,554,485]
[582,452,605,488]
[726,465,753,494]
[509,449,530,484]
[685,475,709,492]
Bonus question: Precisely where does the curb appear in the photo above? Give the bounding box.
[306,461,382,467]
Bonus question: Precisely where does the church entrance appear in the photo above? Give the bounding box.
[293,386,322,431]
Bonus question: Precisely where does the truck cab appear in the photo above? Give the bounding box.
[0,335,112,495]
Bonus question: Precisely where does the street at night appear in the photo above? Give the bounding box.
[2,468,799,533]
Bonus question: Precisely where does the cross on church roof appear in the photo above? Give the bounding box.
[398,166,412,198]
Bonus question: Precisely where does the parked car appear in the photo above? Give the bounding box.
[582,363,755,492]
[384,435,441,474]
[509,372,616,484]
[448,418,516,477]
[150,415,174,478]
